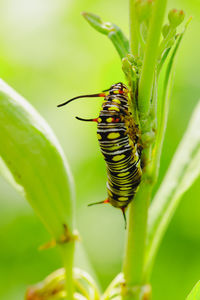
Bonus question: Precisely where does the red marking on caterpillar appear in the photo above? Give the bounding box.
[103,199,109,204]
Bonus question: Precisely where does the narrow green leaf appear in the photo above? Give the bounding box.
[82,12,129,59]
[151,19,190,183]
[0,79,75,239]
[186,280,200,300]
[145,101,200,279]
[82,12,111,35]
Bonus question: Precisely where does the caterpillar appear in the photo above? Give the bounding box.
[58,82,142,227]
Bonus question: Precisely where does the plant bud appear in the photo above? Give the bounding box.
[168,9,185,27]
[162,24,170,38]
[127,54,135,64]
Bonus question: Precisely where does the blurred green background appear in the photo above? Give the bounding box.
[0,0,200,299]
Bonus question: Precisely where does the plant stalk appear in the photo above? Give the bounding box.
[123,180,152,300]
[122,0,168,299]
[138,0,167,121]
[129,0,139,56]
[59,242,75,300]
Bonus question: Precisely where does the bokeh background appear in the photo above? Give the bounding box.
[0,0,200,299]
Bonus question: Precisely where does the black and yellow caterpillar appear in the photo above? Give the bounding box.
[58,82,142,227]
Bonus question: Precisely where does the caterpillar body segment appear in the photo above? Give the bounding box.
[96,83,142,210]
[57,82,142,226]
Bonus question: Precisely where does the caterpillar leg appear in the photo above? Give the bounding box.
[88,198,109,207]
[121,207,127,229]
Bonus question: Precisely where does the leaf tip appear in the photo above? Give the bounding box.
[81,11,86,16]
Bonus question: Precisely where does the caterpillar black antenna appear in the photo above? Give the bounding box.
[57,92,106,107]
[75,116,98,122]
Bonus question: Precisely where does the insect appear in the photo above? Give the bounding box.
[58,82,142,228]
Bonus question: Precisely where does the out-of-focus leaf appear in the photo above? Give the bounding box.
[82,12,129,59]
[0,79,75,240]
[102,273,123,300]
[145,101,200,277]
[186,280,200,300]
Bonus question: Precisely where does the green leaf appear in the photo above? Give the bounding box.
[186,280,200,300]
[0,79,75,240]
[0,79,76,299]
[145,101,200,278]
[82,12,129,59]
[0,156,23,192]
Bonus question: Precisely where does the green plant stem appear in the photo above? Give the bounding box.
[129,0,139,56]
[122,1,168,298]
[123,180,152,300]
[138,0,167,120]
[60,242,75,300]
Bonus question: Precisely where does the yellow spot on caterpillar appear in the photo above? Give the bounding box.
[106,117,113,123]
[113,90,120,94]
[97,134,102,140]
[107,132,120,139]
[112,154,125,161]
[120,187,130,190]
[108,145,120,151]
[113,99,121,104]
[117,172,130,177]
[108,106,120,112]
[118,197,128,201]
[97,118,102,123]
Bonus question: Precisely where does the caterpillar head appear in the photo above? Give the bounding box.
[111,82,129,96]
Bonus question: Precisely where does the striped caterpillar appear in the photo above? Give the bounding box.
[58,82,142,227]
